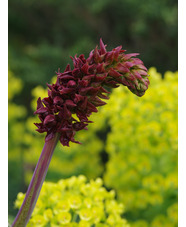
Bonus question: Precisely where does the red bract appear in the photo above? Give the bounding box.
[34,39,150,146]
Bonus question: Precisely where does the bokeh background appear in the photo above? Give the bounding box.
[8,0,178,226]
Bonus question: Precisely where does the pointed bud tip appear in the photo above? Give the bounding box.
[100,38,107,54]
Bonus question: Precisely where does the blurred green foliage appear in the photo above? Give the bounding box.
[102,68,178,226]
[15,175,129,227]
[8,70,28,216]
[9,0,177,109]
[9,67,177,227]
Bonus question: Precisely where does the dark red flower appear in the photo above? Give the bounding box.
[34,39,150,146]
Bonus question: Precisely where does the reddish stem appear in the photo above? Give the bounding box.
[11,133,59,227]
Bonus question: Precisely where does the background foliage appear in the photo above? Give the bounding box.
[102,68,178,226]
[9,0,177,226]
[9,0,177,109]
[9,68,178,226]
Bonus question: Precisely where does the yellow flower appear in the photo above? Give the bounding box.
[15,176,129,226]
[54,200,70,214]
[14,192,25,209]
[69,195,82,209]
[91,206,104,223]
[57,211,72,224]
[79,220,91,227]
[79,208,92,221]
[106,214,116,225]
[43,208,53,221]
[30,214,47,227]
[83,197,92,208]
[106,200,124,214]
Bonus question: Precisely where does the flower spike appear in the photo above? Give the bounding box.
[35,39,150,146]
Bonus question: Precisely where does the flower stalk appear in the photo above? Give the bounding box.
[11,133,59,227]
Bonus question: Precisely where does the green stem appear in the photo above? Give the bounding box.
[11,133,59,227]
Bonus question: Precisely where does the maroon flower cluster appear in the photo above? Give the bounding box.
[34,39,149,146]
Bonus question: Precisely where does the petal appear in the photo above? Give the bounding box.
[64,64,71,72]
[82,74,95,81]
[89,96,107,107]
[133,70,142,80]
[100,38,107,55]
[45,131,55,141]
[73,122,88,131]
[124,73,136,81]
[79,87,100,96]
[59,75,75,81]
[122,53,139,61]
[78,96,88,110]
[44,115,56,125]
[67,80,76,87]
[60,135,70,146]
[93,46,102,63]
[116,63,130,73]
[96,63,105,73]
[65,100,77,107]
[74,94,84,103]
[124,61,135,68]
[105,51,114,63]
[34,106,48,114]
[95,73,107,82]
[86,102,98,113]
[109,68,123,78]
[81,63,89,74]
[59,88,75,95]
[36,97,44,109]
[53,96,64,105]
